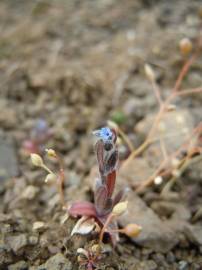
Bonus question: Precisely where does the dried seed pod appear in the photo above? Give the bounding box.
[179,38,193,55]
[123,223,142,237]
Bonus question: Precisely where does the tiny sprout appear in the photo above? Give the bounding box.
[46,148,57,158]
[45,173,57,183]
[112,201,128,216]
[123,223,142,238]
[31,153,44,167]
[144,63,155,81]
[179,38,193,55]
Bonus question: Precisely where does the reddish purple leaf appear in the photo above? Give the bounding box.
[103,198,113,213]
[95,185,108,215]
[106,170,116,197]
[68,201,96,218]
[104,149,118,175]
[113,190,124,206]
[95,140,105,176]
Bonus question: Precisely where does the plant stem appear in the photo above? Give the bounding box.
[99,213,115,244]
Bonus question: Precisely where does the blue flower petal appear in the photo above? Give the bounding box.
[93,127,113,142]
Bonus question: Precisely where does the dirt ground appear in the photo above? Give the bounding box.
[0,0,202,269]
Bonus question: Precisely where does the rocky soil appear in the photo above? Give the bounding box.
[0,0,202,269]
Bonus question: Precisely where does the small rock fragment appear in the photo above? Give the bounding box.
[28,235,38,245]
[184,225,202,246]
[7,234,27,254]
[178,260,189,270]
[33,221,46,232]
[0,136,19,181]
[135,109,195,166]
[119,158,154,187]
[21,185,39,200]
[35,253,72,270]
[8,260,28,270]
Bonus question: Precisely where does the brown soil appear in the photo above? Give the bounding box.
[0,1,202,269]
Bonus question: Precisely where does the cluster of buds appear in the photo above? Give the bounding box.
[68,127,141,245]
[30,149,65,206]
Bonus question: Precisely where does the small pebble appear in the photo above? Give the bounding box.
[29,235,38,245]
[21,185,39,200]
[166,251,176,263]
[178,261,189,270]
[33,221,46,232]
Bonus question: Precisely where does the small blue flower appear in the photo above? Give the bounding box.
[93,127,113,142]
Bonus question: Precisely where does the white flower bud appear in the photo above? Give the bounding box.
[179,38,192,55]
[112,201,128,216]
[31,153,44,167]
[46,148,56,158]
[44,173,57,183]
[144,64,155,81]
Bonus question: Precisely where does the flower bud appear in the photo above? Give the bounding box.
[112,201,128,216]
[123,223,142,237]
[46,148,57,158]
[45,173,57,183]
[179,38,193,55]
[144,64,155,81]
[31,153,44,167]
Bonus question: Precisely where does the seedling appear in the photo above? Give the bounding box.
[77,245,103,270]
[68,127,141,245]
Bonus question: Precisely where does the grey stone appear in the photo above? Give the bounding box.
[34,253,72,270]
[8,260,28,270]
[184,224,202,246]
[0,136,19,181]
[166,251,176,263]
[7,234,27,254]
[118,190,178,252]
[178,261,189,270]
[135,109,195,166]
[119,158,154,187]
[135,260,157,270]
